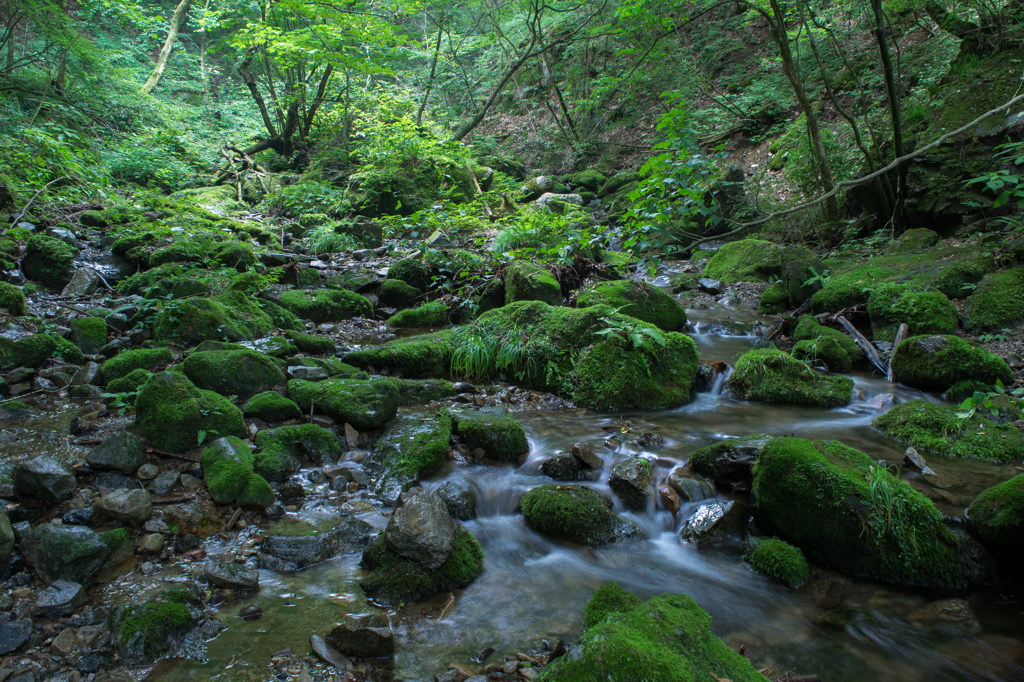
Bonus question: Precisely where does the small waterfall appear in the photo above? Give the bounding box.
[710,362,732,395]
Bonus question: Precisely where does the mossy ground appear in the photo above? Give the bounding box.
[575,280,687,331]
[359,529,484,605]
[344,330,452,378]
[744,537,809,588]
[727,348,853,408]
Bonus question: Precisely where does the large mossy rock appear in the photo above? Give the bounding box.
[359,529,483,605]
[385,258,432,291]
[702,239,782,284]
[22,523,111,586]
[183,349,284,399]
[520,485,642,546]
[726,349,853,408]
[449,408,527,462]
[961,268,1024,331]
[792,317,861,368]
[242,391,303,422]
[0,333,56,370]
[0,282,26,316]
[23,234,78,287]
[889,335,1012,392]
[288,377,399,431]
[575,280,687,331]
[779,246,825,307]
[278,289,373,323]
[538,587,764,682]
[344,331,451,379]
[387,301,448,328]
[69,316,107,354]
[752,437,982,590]
[102,348,174,383]
[504,260,562,306]
[112,586,205,665]
[377,278,424,308]
[967,474,1024,549]
[872,398,1024,463]
[867,286,958,340]
[366,411,452,504]
[154,290,273,345]
[134,372,247,453]
[200,436,275,508]
[254,424,341,480]
[687,433,772,487]
[743,537,809,588]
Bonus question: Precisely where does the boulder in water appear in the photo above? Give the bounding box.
[359,528,483,605]
[967,473,1024,550]
[383,488,457,569]
[541,452,583,480]
[365,411,452,505]
[726,349,853,408]
[608,457,652,509]
[687,434,771,487]
[450,408,527,462]
[520,484,643,546]
[22,523,111,586]
[679,500,747,544]
[743,537,809,588]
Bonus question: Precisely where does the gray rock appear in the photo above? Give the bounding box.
[22,523,110,586]
[571,443,603,469]
[384,488,456,569]
[902,447,935,475]
[258,516,373,571]
[46,226,77,244]
[204,561,259,590]
[61,269,99,296]
[0,510,13,560]
[71,361,102,386]
[137,533,163,553]
[608,458,653,509]
[698,278,722,295]
[14,454,77,503]
[679,500,748,544]
[437,479,477,521]
[136,464,159,480]
[534,193,583,213]
[687,434,772,487]
[93,488,153,525]
[31,580,85,617]
[667,470,716,502]
[143,517,170,533]
[0,619,31,654]
[87,433,147,475]
[310,634,352,671]
[151,470,180,495]
[289,366,329,381]
[326,613,394,658]
[541,453,583,480]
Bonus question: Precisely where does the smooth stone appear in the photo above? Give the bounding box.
[903,446,935,475]
[136,464,159,480]
[289,366,329,381]
[151,470,180,495]
[204,561,259,590]
[87,433,147,476]
[383,488,456,569]
[667,470,717,503]
[143,518,170,534]
[31,580,85,617]
[51,627,78,656]
[571,443,603,469]
[93,488,153,525]
[71,361,102,386]
[608,458,652,509]
[310,634,352,671]
[137,533,164,553]
[679,500,748,544]
[61,268,99,296]
[240,603,263,621]
[14,455,77,503]
[326,614,394,658]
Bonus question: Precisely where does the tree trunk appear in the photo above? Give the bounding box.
[417,25,444,126]
[141,0,191,94]
[451,38,543,142]
[199,0,210,103]
[870,0,908,231]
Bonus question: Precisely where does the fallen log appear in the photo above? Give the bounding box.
[836,315,887,374]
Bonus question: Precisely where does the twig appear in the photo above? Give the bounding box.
[887,323,908,382]
[3,176,68,236]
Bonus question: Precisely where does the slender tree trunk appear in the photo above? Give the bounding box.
[417,25,444,126]
[141,0,191,94]
[870,0,908,231]
[5,18,15,75]
[199,0,210,103]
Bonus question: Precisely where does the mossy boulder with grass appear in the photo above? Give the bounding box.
[702,239,782,284]
[743,537,809,588]
[278,288,373,323]
[867,286,957,340]
[134,372,247,453]
[520,485,643,546]
[102,348,174,383]
[257,298,305,332]
[155,290,273,345]
[583,582,642,629]
[23,234,78,287]
[242,391,303,422]
[114,588,201,664]
[200,436,275,508]
[889,335,1012,392]
[576,280,687,331]
[253,424,342,481]
[53,334,85,364]
[967,474,1024,549]
[183,349,285,399]
[69,316,107,354]
[793,315,861,366]
[387,300,449,328]
[450,408,527,461]
[757,281,787,314]
[392,378,457,404]
[0,333,56,369]
[792,336,853,372]
[0,282,25,316]
[359,529,483,605]
[385,258,432,291]
[872,398,1024,463]
[213,241,257,272]
[284,330,335,356]
[538,588,764,682]
[377,278,423,308]
[752,437,983,590]
[779,245,825,307]
[727,349,853,408]
[344,330,452,379]
[106,369,152,402]
[288,377,399,430]
[148,241,201,268]
[366,411,452,504]
[961,268,1024,331]
[504,260,562,306]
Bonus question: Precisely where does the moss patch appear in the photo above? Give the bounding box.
[520,484,640,546]
[253,424,342,480]
[103,348,174,383]
[583,581,642,629]
[388,300,449,327]
[504,260,562,306]
[288,377,399,430]
[889,335,1012,392]
[378,278,424,307]
[135,372,246,453]
[866,285,957,340]
[183,348,285,399]
[792,336,853,372]
[758,280,787,314]
[242,391,303,421]
[702,239,782,283]
[69,316,107,353]
[285,330,335,355]
[200,435,274,507]
[967,474,1024,548]
[278,289,373,323]
[744,537,809,588]
[0,283,26,316]
[344,330,452,378]
[359,529,484,605]
[961,268,1024,331]
[0,334,56,369]
[23,234,78,286]
[576,280,687,331]
[155,290,273,345]
[727,348,853,407]
[450,408,527,461]
[366,411,452,503]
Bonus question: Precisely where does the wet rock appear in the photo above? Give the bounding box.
[164,502,226,537]
[51,627,78,656]
[384,488,456,569]
[259,516,373,571]
[151,469,180,495]
[437,480,476,521]
[608,458,653,509]
[667,470,716,502]
[289,365,329,381]
[94,488,153,525]
[570,443,603,469]
[658,484,681,513]
[520,485,643,546]
[541,453,583,480]
[288,377,399,431]
[0,619,31,654]
[76,651,113,673]
[966,473,1024,549]
[137,463,159,481]
[450,408,528,462]
[22,523,110,586]
[326,613,394,658]
[679,500,748,544]
[240,603,263,621]
[175,534,202,554]
[204,561,259,590]
[94,471,141,491]
[137,533,163,553]
[14,454,77,503]
[687,434,772,487]
[890,335,1012,393]
[72,361,102,386]
[310,634,352,671]
[62,507,95,528]
[31,580,85,617]
[0,511,12,561]
[87,433,148,475]
[366,412,452,505]
[902,447,935,475]
[911,598,974,623]
[698,278,722,295]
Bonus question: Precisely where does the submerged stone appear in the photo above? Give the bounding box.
[608,457,652,509]
[259,516,374,571]
[449,408,527,462]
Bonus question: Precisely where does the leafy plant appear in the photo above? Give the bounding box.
[955,380,1024,421]
[447,323,537,381]
[303,227,363,255]
[803,267,831,288]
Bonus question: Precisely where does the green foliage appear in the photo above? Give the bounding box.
[266,178,351,217]
[448,323,536,381]
[102,129,203,191]
[494,210,580,252]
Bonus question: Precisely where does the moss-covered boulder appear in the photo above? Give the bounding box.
[114,588,202,664]
[285,330,335,356]
[743,537,809,588]
[576,280,687,331]
[22,523,111,587]
[582,582,642,629]
[257,298,305,332]
[102,348,173,384]
[504,260,562,306]
[387,300,448,328]
[757,281,787,314]
[253,424,342,481]
[885,228,940,254]
[872,398,1024,463]
[889,335,1012,392]
[702,239,782,284]
[278,288,373,323]
[155,290,273,345]
[392,378,457,404]
[450,408,527,461]
[867,286,957,340]
[242,391,303,422]
[520,485,642,546]
[961,267,1024,331]
[23,234,78,286]
[727,349,853,407]
[106,369,152,400]
[135,372,247,453]
[200,436,275,508]
[539,588,764,682]
[213,241,256,272]
[791,336,853,372]
[0,333,56,369]
[752,437,982,590]
[366,411,452,504]
[793,315,861,366]
[288,377,399,430]
[69,316,107,354]
[344,331,451,379]
[385,258,432,291]
[778,246,825,307]
[149,241,201,268]
[359,529,483,605]
[967,474,1024,549]
[0,282,26,316]
[183,349,284,399]
[52,334,85,364]
[377,278,424,308]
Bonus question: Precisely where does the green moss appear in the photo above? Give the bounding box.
[385,258,432,291]
[100,527,131,565]
[0,238,19,256]
[752,437,975,590]
[23,234,78,286]
[284,330,335,355]
[867,285,957,339]
[0,333,56,369]
[69,316,107,353]
[183,349,284,399]
[135,372,246,453]
[792,337,852,372]
[572,334,698,410]
[962,268,1024,331]
[367,411,452,501]
[702,239,782,284]
[576,280,687,331]
[450,408,527,461]
[744,537,809,588]
[943,379,994,402]
[278,288,373,323]
[242,391,303,421]
[885,228,939,254]
[111,232,157,258]
[359,529,484,605]
[967,474,1024,548]
[103,348,174,383]
[253,424,341,480]
[388,301,449,327]
[0,283,26,316]
[758,281,788,314]
[392,378,457,404]
[288,377,399,430]
[344,330,452,378]
[520,484,637,546]
[149,241,201,268]
[793,316,861,367]
[237,473,276,508]
[727,348,853,407]
[213,241,256,272]
[106,368,153,402]
[378,278,424,307]
[872,398,1024,463]
[539,591,764,682]
[583,581,642,629]
[504,260,562,306]
[155,290,273,345]
[889,335,1012,391]
[201,435,256,503]
[118,602,192,658]
[52,334,86,364]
